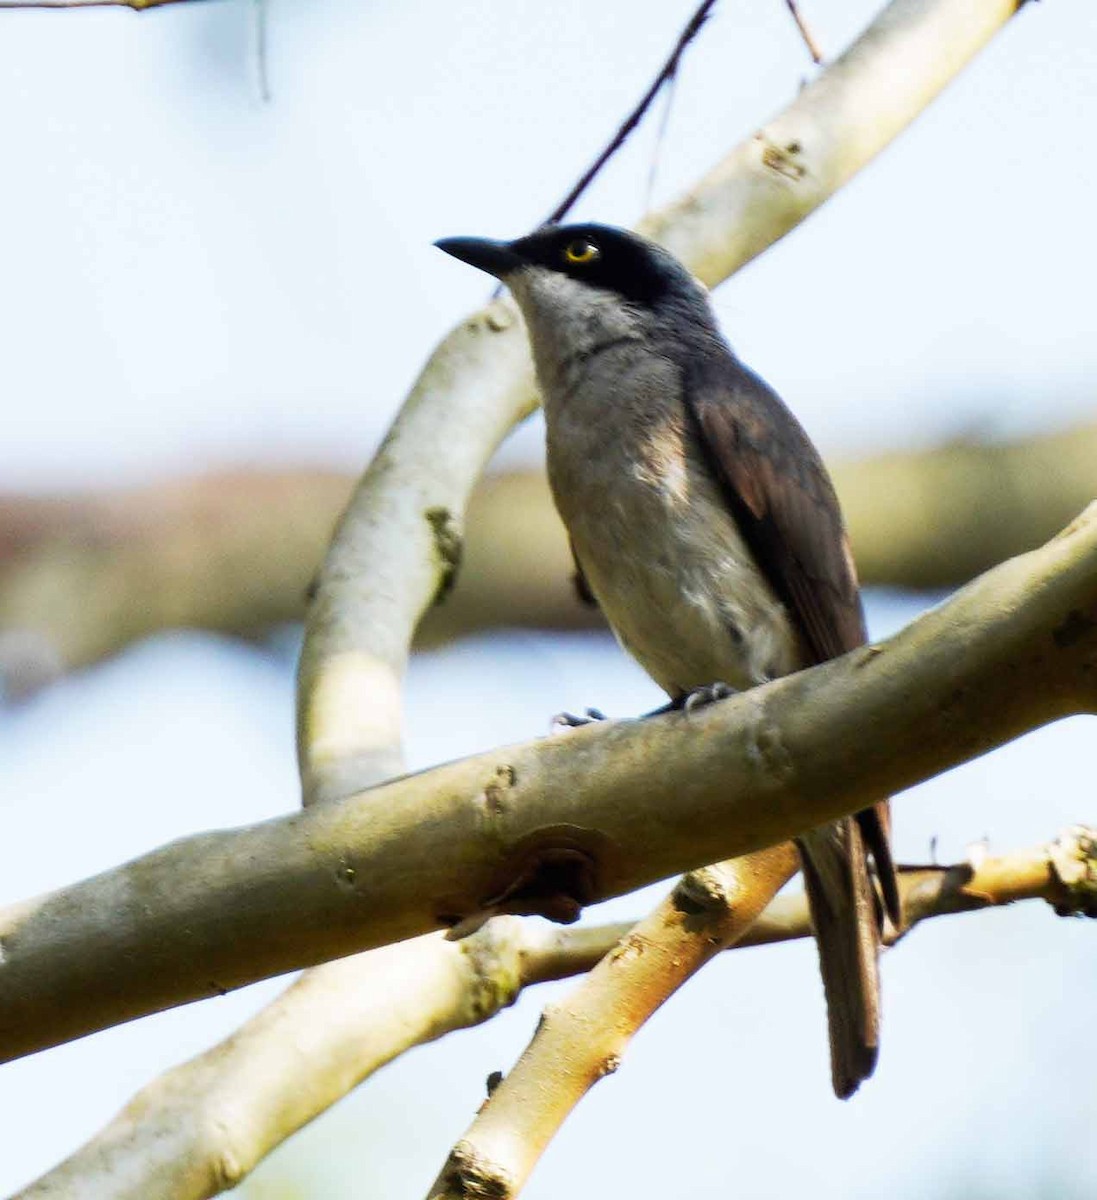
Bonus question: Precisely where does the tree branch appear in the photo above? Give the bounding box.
[428,825,1097,1199]
[0,0,200,9]
[636,0,1028,283]
[19,828,1096,1199]
[429,844,801,1200]
[294,305,536,805]
[3,501,1097,1065]
[0,471,352,698]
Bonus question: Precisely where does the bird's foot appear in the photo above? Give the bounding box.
[682,682,736,714]
[551,707,608,733]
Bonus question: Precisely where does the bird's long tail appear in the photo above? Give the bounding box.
[797,818,885,1099]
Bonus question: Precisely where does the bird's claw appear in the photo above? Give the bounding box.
[682,682,736,714]
[551,707,608,732]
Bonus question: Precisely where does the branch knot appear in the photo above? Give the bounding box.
[436,1139,514,1200]
[426,506,463,605]
[458,917,526,1021]
[673,864,742,933]
[1048,825,1097,917]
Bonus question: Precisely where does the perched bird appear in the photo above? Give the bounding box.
[436,223,900,1098]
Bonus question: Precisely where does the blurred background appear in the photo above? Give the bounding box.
[1,0,1096,1196]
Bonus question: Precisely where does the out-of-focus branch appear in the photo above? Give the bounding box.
[8,290,538,1196]
[5,418,1097,695]
[0,471,351,697]
[838,423,1097,589]
[21,827,1095,1200]
[0,468,592,698]
[428,825,1097,1200]
[3,501,1097,1065]
[0,0,198,9]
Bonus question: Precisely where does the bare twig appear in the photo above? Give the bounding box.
[543,0,719,225]
[784,0,825,64]
[253,0,270,103]
[0,0,199,9]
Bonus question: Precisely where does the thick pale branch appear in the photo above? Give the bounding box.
[429,828,1097,1199]
[637,0,1026,283]
[13,928,532,1200]
[21,829,1094,1200]
[295,303,536,803]
[2,505,1097,1064]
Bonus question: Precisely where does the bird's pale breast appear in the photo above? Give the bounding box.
[543,345,799,698]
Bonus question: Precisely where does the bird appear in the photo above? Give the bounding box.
[435,222,900,1098]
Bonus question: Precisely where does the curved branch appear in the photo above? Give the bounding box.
[20,828,1096,1200]
[3,503,1097,1065]
[295,303,536,804]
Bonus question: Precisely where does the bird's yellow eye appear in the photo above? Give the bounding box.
[563,239,600,265]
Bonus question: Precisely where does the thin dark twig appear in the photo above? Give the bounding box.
[0,0,201,7]
[784,0,824,65]
[253,0,271,103]
[643,71,678,213]
[543,0,719,227]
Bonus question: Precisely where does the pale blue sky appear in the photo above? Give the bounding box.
[1,1,1095,1196]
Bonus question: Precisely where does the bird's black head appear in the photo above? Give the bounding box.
[435,223,697,310]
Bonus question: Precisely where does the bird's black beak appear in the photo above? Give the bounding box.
[434,236,524,280]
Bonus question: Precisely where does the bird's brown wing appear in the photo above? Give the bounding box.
[683,353,864,663]
[682,348,899,1097]
[682,349,898,916]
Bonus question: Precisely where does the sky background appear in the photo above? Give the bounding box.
[1,0,1096,1196]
